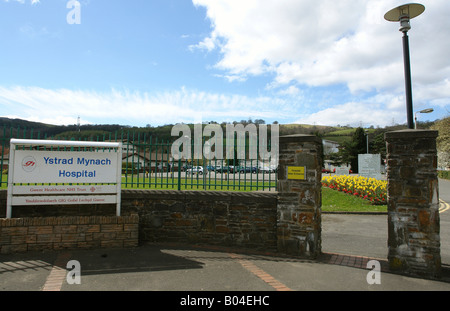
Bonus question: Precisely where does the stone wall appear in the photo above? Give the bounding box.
[0,190,278,252]
[0,215,139,254]
[121,190,278,251]
[385,129,441,278]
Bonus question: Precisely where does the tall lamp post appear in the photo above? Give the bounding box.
[414,108,434,129]
[384,3,425,129]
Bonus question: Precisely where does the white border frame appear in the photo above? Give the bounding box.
[6,139,122,218]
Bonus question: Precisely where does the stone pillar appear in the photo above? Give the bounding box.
[277,135,322,258]
[385,129,441,278]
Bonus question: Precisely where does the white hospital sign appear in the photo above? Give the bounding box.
[13,150,118,184]
[6,139,122,218]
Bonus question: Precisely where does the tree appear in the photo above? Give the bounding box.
[336,127,366,173]
[328,152,343,167]
[370,131,387,162]
[431,116,450,169]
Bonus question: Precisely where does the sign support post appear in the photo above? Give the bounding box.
[6,146,16,219]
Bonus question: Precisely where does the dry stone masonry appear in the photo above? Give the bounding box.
[385,129,441,278]
[277,134,323,258]
[121,190,278,251]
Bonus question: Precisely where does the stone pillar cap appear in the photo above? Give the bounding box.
[385,129,438,139]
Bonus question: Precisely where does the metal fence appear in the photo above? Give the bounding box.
[0,126,277,192]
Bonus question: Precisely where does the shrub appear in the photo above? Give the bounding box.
[438,170,450,180]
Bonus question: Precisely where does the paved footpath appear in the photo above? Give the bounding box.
[2,228,450,294]
[1,183,450,299]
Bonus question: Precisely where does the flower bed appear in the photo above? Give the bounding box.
[321,175,387,205]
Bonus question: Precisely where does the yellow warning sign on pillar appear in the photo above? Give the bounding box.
[287,166,306,180]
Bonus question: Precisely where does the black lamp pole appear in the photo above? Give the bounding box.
[402,31,414,129]
[384,4,425,130]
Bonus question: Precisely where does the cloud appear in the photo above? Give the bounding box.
[0,86,296,126]
[294,97,406,127]
[2,0,40,4]
[0,85,419,128]
[277,85,301,97]
[192,0,450,105]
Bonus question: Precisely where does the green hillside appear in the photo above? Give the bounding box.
[0,117,437,147]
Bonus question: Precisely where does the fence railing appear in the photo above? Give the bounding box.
[0,126,277,192]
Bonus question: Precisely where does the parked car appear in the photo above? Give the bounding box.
[238,166,257,174]
[187,166,207,175]
[259,167,270,174]
[215,166,231,173]
[322,168,336,174]
[181,165,192,172]
[259,166,277,173]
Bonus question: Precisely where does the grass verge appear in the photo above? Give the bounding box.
[321,187,387,213]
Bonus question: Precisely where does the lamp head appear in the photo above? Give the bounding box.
[384,3,425,32]
[419,108,434,114]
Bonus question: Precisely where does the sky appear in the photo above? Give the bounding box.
[0,0,448,128]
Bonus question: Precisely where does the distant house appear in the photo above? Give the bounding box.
[122,152,174,173]
[322,140,347,172]
[104,139,139,155]
[322,140,340,155]
[121,140,138,154]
